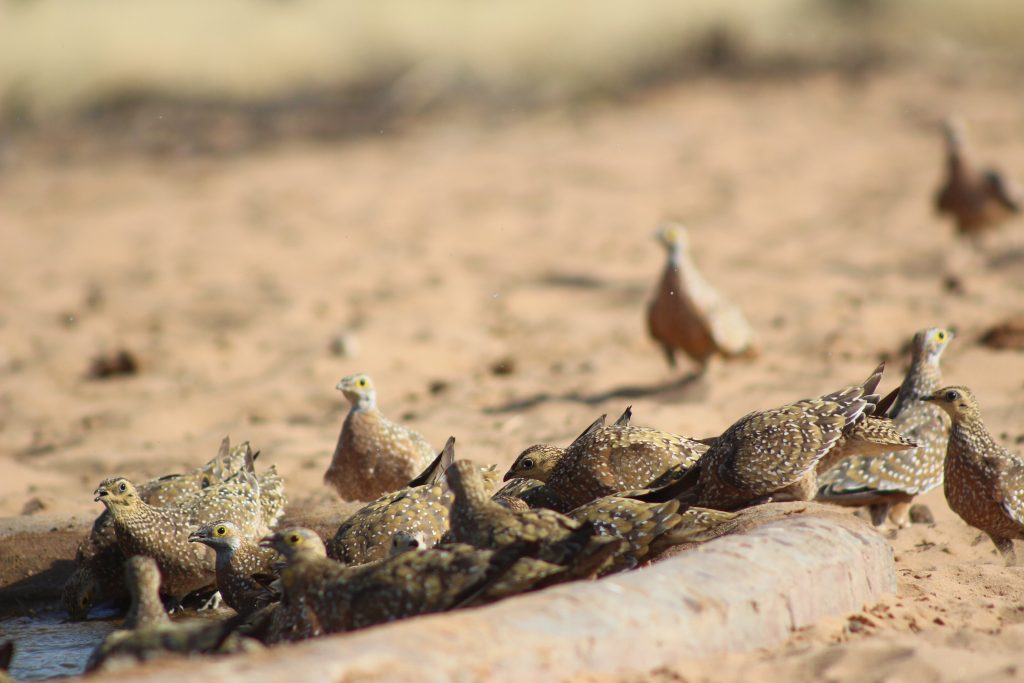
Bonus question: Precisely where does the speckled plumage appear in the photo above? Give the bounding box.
[95,462,264,601]
[925,386,1024,564]
[534,413,708,512]
[189,521,278,617]
[491,477,564,511]
[647,223,757,370]
[446,461,622,571]
[686,364,890,511]
[568,497,738,572]
[329,438,460,564]
[936,119,1021,239]
[253,529,342,643]
[65,438,281,620]
[819,328,954,526]
[122,556,170,629]
[267,527,571,635]
[324,373,435,501]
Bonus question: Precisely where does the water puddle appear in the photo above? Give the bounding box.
[0,610,118,680]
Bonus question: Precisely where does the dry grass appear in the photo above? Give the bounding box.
[0,0,1022,117]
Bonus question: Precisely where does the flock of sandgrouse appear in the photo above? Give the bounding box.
[10,118,1019,674]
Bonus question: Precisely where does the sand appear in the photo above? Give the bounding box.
[1,66,1023,681]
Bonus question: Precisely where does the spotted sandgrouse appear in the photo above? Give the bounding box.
[647,223,757,371]
[527,412,708,512]
[324,373,435,501]
[936,118,1021,239]
[818,328,954,526]
[189,520,278,617]
[679,363,905,511]
[924,386,1024,564]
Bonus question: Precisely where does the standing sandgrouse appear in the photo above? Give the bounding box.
[324,373,435,501]
[818,328,954,526]
[936,118,1021,240]
[647,223,757,371]
[679,363,908,511]
[924,386,1024,564]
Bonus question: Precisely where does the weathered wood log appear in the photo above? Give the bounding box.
[88,503,896,682]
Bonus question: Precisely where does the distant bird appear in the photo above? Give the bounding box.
[121,557,170,630]
[189,521,278,617]
[516,410,708,512]
[818,328,954,526]
[647,223,757,371]
[324,373,435,501]
[936,118,1021,240]
[924,386,1024,565]
[676,363,908,511]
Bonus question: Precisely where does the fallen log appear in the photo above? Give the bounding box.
[89,502,896,682]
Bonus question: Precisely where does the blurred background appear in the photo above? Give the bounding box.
[0,0,1022,520]
[2,0,1024,156]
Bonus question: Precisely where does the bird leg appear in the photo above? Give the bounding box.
[990,535,1018,566]
[887,501,912,529]
[868,503,891,528]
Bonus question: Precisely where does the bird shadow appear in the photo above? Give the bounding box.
[482,372,706,414]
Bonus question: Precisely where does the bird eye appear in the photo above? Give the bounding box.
[289,534,300,544]
[118,482,126,492]
[409,539,419,548]
[945,390,959,402]
[936,331,945,341]
[521,457,534,470]
[216,526,226,536]
[202,477,211,488]
[358,378,367,387]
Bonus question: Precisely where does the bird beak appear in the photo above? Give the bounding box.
[335,380,346,391]
[258,535,275,549]
[502,470,514,482]
[93,489,107,502]
[920,395,936,402]
[187,531,203,543]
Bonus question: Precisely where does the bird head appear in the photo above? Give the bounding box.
[389,531,427,557]
[921,385,978,420]
[94,477,139,509]
[336,373,377,410]
[189,520,242,552]
[913,327,954,364]
[62,569,96,621]
[259,527,326,560]
[503,444,562,482]
[654,222,690,252]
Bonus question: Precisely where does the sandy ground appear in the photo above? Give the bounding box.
[2,66,1024,681]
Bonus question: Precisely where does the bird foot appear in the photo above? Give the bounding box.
[199,591,224,611]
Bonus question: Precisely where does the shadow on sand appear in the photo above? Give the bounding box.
[483,372,707,414]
